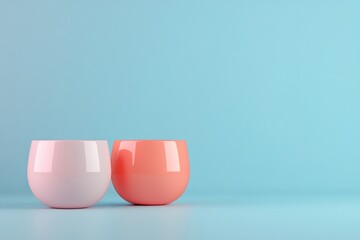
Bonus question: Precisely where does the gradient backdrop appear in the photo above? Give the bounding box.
[1,0,360,196]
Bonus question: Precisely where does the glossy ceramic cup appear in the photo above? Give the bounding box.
[111,140,190,205]
[28,140,111,208]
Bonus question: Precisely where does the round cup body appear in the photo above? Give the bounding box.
[111,140,190,205]
[27,140,111,208]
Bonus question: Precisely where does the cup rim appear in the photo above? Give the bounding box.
[31,140,108,142]
[113,139,186,142]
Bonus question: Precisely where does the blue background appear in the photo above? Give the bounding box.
[1,0,360,196]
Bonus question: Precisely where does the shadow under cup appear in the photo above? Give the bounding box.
[111,140,190,205]
[27,140,111,209]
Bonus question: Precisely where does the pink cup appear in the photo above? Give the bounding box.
[27,140,111,208]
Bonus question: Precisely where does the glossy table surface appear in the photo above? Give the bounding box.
[1,193,360,240]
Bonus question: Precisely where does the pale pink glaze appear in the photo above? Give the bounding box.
[27,140,111,208]
[111,140,190,205]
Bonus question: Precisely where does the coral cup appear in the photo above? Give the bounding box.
[111,140,190,205]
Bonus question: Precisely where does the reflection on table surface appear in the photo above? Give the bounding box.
[1,194,360,240]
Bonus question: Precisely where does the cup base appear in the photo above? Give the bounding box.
[131,202,171,206]
[49,206,91,209]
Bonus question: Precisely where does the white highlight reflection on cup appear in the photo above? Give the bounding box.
[27,140,111,209]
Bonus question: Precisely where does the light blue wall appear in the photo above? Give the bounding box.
[1,0,360,194]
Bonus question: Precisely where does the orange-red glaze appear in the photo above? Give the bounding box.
[111,140,190,205]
